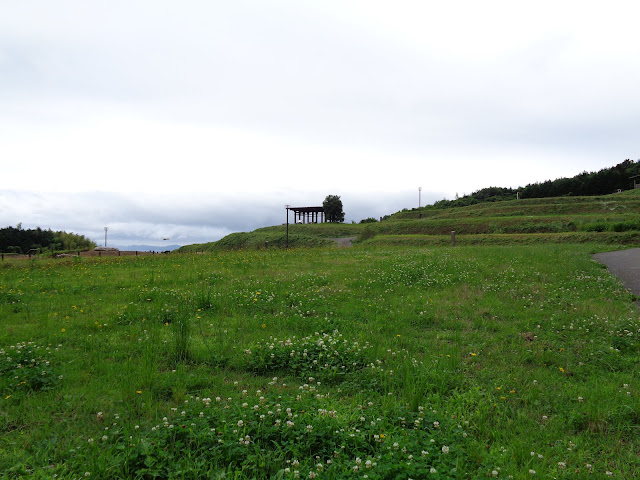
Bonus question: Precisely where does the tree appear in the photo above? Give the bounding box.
[323,195,345,223]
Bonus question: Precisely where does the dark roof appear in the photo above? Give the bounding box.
[288,206,324,212]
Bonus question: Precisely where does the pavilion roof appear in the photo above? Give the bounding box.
[288,206,324,213]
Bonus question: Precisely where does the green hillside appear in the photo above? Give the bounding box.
[178,189,640,251]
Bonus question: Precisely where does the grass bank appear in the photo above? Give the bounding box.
[362,232,640,247]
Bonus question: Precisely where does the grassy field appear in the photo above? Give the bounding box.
[1,243,639,479]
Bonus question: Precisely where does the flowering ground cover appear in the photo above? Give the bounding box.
[0,245,638,478]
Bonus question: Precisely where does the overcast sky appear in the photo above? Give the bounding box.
[1,1,639,247]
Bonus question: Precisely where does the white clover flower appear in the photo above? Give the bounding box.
[442,445,450,454]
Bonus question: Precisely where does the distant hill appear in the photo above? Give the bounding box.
[176,159,640,251]
[179,189,640,251]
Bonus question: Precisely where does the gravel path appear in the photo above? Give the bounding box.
[330,236,357,247]
[593,248,640,308]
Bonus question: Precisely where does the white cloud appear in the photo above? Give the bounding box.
[1,1,638,245]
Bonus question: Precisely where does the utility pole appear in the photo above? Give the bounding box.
[104,227,108,247]
[285,205,290,249]
[418,187,422,219]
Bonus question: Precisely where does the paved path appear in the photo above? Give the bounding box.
[593,248,640,307]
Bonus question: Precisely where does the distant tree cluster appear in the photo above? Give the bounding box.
[0,225,96,254]
[431,159,640,209]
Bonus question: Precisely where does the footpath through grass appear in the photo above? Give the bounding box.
[1,245,639,479]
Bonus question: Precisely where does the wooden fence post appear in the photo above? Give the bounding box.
[451,231,456,247]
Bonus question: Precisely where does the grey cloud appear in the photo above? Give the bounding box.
[1,1,639,244]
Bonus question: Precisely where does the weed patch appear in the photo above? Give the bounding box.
[0,341,62,395]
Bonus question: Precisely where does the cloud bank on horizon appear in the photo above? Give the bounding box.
[1,1,638,246]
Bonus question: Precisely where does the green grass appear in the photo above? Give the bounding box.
[178,231,335,252]
[362,232,640,247]
[391,189,640,220]
[1,244,639,478]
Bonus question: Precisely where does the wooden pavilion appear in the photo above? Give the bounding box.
[287,206,326,224]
